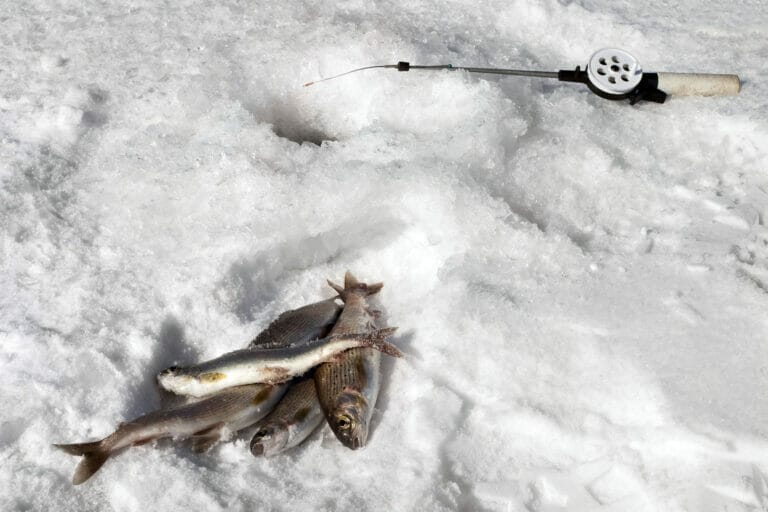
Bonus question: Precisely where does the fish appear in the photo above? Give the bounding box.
[157,328,401,398]
[54,384,287,485]
[249,297,342,349]
[56,296,347,485]
[249,377,325,457]
[314,271,386,450]
[247,299,339,457]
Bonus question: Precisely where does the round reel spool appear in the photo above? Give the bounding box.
[587,48,643,96]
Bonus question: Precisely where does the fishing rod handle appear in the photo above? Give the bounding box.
[656,72,741,97]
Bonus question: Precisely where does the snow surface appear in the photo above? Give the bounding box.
[2,0,768,510]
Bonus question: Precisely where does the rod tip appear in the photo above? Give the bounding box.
[303,81,314,87]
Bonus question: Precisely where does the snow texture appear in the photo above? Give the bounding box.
[1,0,768,510]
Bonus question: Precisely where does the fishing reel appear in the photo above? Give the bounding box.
[559,48,666,104]
[556,48,740,104]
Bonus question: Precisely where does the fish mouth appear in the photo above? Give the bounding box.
[250,442,266,456]
[330,393,368,450]
[159,366,181,377]
[250,424,289,457]
[334,430,365,450]
[156,367,197,395]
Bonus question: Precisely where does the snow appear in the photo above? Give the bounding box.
[2,0,768,510]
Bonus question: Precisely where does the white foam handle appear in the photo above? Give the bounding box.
[656,72,741,97]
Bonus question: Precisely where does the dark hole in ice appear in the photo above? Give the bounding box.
[82,110,108,127]
[88,87,109,104]
[83,87,109,127]
[271,122,334,146]
[242,100,335,146]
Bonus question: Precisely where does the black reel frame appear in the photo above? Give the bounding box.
[557,66,667,105]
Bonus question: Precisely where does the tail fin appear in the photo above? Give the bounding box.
[327,271,383,301]
[362,327,402,358]
[54,441,111,485]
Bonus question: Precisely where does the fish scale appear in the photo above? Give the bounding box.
[267,377,317,413]
[250,377,326,457]
[115,384,279,432]
[316,295,377,407]
[315,272,385,449]
[249,298,341,349]
[318,347,374,399]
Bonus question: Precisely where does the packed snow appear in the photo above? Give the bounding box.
[2,0,768,510]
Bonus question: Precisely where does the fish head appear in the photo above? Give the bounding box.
[328,390,369,450]
[157,366,198,396]
[250,422,290,457]
[159,365,182,377]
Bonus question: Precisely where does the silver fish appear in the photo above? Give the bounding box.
[247,299,338,457]
[249,297,342,349]
[158,329,400,398]
[315,271,385,450]
[249,377,324,457]
[56,296,346,485]
[54,384,286,485]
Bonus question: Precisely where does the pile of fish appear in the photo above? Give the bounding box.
[55,272,401,485]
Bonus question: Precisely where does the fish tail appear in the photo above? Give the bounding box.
[362,327,402,357]
[53,440,112,485]
[327,271,383,301]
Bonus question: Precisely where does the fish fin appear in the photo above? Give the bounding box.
[364,282,384,296]
[331,327,397,344]
[327,279,345,296]
[190,422,225,453]
[378,341,403,358]
[53,440,102,456]
[260,366,293,384]
[329,272,384,302]
[72,451,111,485]
[345,270,384,296]
[327,352,347,363]
[54,441,111,485]
[343,271,360,287]
[362,327,402,357]
[372,326,398,338]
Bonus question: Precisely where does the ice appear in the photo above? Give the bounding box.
[2,0,768,510]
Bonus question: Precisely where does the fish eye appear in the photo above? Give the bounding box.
[336,415,353,430]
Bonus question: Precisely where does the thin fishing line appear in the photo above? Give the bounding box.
[303,65,398,87]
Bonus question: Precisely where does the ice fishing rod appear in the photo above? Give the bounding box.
[304,48,741,105]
